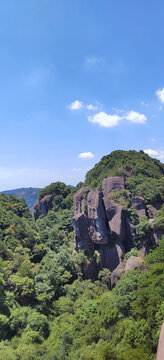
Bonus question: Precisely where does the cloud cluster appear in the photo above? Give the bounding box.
[144,149,164,162]
[78,152,95,159]
[156,87,164,103]
[88,110,147,128]
[69,100,83,110]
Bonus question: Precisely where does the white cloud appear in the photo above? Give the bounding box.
[144,149,158,156]
[125,111,147,124]
[69,100,83,110]
[156,87,164,103]
[78,152,95,159]
[88,111,121,128]
[143,149,164,162]
[87,104,98,111]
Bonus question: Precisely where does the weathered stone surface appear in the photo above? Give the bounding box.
[157,322,164,360]
[118,166,131,177]
[103,199,126,242]
[125,256,143,272]
[102,176,125,197]
[125,215,136,251]
[111,262,126,288]
[149,219,162,246]
[131,196,146,217]
[148,203,161,218]
[87,189,109,244]
[98,242,125,272]
[33,195,53,221]
[72,213,90,250]
[73,186,91,215]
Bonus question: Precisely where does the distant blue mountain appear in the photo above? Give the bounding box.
[0,187,41,212]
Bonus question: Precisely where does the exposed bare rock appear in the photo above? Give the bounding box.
[73,186,91,215]
[34,195,53,221]
[131,196,146,217]
[111,262,126,288]
[72,213,90,251]
[102,176,125,196]
[149,219,162,246]
[148,203,161,218]
[157,322,164,360]
[125,216,136,250]
[87,189,109,244]
[98,242,125,272]
[103,199,126,242]
[118,166,131,177]
[125,256,143,271]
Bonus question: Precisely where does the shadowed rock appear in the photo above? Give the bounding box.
[34,195,53,221]
[103,199,126,242]
[98,241,125,272]
[73,186,91,215]
[148,203,161,218]
[87,189,109,244]
[131,196,146,217]
[72,213,90,251]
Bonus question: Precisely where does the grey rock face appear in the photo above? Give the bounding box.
[87,189,109,244]
[125,256,143,271]
[72,213,90,251]
[131,196,146,217]
[73,186,91,215]
[157,322,164,360]
[148,203,161,218]
[97,242,125,272]
[33,195,53,221]
[102,176,125,197]
[110,262,126,288]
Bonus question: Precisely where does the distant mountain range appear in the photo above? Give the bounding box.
[0,187,41,212]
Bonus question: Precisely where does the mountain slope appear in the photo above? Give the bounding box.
[0,187,41,212]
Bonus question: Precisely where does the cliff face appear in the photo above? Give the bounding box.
[72,176,161,278]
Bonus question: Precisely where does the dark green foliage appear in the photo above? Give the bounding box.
[85,150,164,190]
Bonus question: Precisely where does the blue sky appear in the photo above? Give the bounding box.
[0,0,164,190]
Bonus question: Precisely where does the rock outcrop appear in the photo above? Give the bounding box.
[157,322,164,360]
[72,175,158,281]
[34,195,54,221]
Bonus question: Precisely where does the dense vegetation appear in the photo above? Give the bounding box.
[0,151,163,359]
[85,150,164,204]
[0,188,41,212]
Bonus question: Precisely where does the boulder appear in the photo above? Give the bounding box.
[98,242,125,272]
[73,186,91,215]
[72,213,90,250]
[33,195,53,221]
[125,215,136,251]
[87,189,109,244]
[125,256,143,271]
[157,322,164,360]
[110,262,126,288]
[148,203,161,218]
[102,176,125,196]
[103,198,126,242]
[131,196,146,217]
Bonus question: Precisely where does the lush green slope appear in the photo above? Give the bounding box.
[0,151,163,359]
[0,188,41,212]
[85,150,164,204]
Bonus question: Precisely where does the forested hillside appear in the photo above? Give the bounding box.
[0,150,163,360]
[0,188,41,212]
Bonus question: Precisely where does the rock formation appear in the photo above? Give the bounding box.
[157,322,164,360]
[72,176,158,281]
[34,195,54,221]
